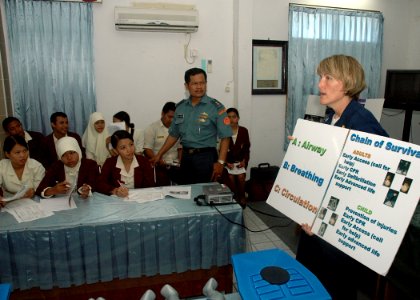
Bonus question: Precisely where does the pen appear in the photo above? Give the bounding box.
[117,180,128,191]
[117,180,129,199]
[68,185,75,207]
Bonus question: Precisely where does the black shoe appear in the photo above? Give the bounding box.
[238,198,247,209]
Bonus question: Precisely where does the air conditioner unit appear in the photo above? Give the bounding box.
[114,6,199,33]
[60,0,102,2]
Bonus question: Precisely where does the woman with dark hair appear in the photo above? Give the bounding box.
[97,130,155,198]
[36,136,99,199]
[224,108,250,207]
[112,111,144,155]
[0,135,45,203]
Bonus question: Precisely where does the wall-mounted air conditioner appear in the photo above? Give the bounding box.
[114,6,199,33]
[62,0,102,2]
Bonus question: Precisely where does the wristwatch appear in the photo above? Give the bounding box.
[217,159,225,165]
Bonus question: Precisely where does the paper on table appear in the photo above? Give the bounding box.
[39,195,77,213]
[226,162,246,175]
[127,188,165,203]
[162,185,191,199]
[2,198,54,223]
[127,186,192,203]
[107,121,126,136]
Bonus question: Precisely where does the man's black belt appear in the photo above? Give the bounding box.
[183,147,214,155]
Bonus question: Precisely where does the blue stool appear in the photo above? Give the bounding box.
[232,249,331,300]
[0,284,11,300]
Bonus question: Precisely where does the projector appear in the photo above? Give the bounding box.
[202,183,234,205]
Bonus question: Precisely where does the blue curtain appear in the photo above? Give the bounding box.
[285,5,383,149]
[4,0,96,135]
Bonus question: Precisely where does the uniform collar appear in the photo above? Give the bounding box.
[187,94,209,106]
[326,100,358,127]
[159,120,166,128]
[335,100,359,127]
[24,131,33,142]
[116,155,139,177]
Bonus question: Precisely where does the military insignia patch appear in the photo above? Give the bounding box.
[223,117,230,125]
[212,99,222,108]
[198,112,209,122]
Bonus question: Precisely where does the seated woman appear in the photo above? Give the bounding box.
[36,136,99,199]
[96,130,155,198]
[112,111,144,155]
[224,108,250,207]
[0,135,45,204]
[82,112,110,167]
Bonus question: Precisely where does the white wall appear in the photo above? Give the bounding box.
[94,0,235,127]
[90,0,420,170]
[249,0,420,169]
[379,0,420,145]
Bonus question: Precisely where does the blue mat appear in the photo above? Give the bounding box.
[0,284,11,300]
[232,249,331,300]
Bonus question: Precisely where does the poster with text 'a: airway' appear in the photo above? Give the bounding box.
[267,119,348,227]
[267,119,419,275]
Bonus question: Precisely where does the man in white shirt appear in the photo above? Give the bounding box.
[144,102,181,186]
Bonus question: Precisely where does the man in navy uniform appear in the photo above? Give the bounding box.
[151,68,232,184]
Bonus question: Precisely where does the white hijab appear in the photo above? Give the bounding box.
[82,112,110,166]
[56,136,82,187]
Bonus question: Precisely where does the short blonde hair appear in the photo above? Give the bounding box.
[317,55,366,99]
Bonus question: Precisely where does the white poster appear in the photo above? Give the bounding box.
[267,119,420,275]
[267,119,348,225]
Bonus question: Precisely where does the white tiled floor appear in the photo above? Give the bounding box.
[243,207,295,257]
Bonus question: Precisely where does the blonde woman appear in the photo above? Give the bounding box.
[297,54,389,299]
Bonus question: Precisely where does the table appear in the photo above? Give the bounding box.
[0,184,245,299]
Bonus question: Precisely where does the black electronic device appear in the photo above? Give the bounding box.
[196,183,234,206]
[203,183,234,205]
[384,70,420,110]
[384,69,420,142]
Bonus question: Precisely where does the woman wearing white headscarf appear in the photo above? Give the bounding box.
[82,112,110,166]
[36,137,100,199]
